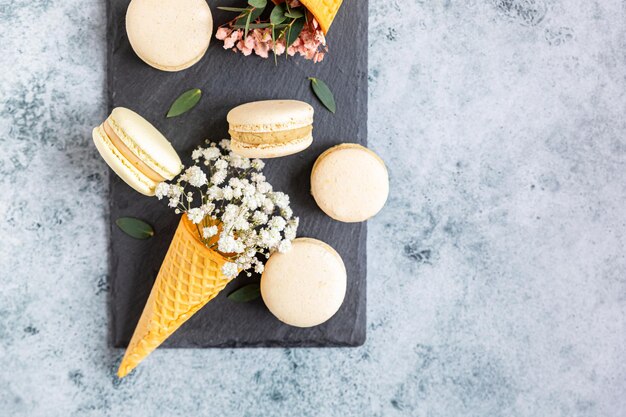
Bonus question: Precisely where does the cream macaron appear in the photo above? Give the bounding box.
[227,100,314,158]
[92,107,183,196]
[261,238,347,328]
[311,144,389,222]
[126,0,213,72]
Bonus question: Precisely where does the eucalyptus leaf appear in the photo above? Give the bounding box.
[217,6,248,12]
[235,7,263,27]
[284,10,304,18]
[115,217,154,240]
[270,4,286,24]
[227,283,261,302]
[166,88,202,118]
[248,0,266,8]
[285,18,305,47]
[309,77,336,113]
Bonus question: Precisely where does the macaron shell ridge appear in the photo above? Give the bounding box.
[231,133,313,159]
[92,125,156,196]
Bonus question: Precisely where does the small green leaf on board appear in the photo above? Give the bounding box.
[115,217,154,240]
[308,77,336,113]
[227,283,261,302]
[166,88,202,118]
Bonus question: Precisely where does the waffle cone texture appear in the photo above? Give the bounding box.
[300,0,343,34]
[117,216,230,377]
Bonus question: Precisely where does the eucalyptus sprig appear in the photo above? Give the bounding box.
[218,0,268,38]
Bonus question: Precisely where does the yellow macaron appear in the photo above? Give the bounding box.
[92,107,183,196]
[261,238,347,328]
[126,0,213,72]
[227,100,314,158]
[311,143,389,222]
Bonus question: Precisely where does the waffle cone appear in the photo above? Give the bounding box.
[300,0,343,34]
[117,215,230,378]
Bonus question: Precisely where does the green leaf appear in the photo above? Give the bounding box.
[285,18,305,47]
[235,7,264,27]
[115,217,154,240]
[309,77,336,113]
[248,0,266,8]
[244,10,252,38]
[270,4,286,24]
[227,283,261,302]
[217,6,248,12]
[166,88,202,118]
[284,10,304,19]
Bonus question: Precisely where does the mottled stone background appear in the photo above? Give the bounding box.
[1,0,625,416]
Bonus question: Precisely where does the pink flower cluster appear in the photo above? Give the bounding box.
[215,18,327,63]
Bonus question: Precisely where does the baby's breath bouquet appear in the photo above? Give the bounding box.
[155,139,298,279]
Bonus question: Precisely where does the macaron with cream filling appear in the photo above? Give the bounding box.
[311,143,389,222]
[126,0,213,72]
[92,107,183,196]
[261,238,347,328]
[227,100,314,158]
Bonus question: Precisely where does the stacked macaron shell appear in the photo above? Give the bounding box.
[311,143,389,222]
[227,100,314,158]
[260,238,347,328]
[92,107,183,196]
[126,0,213,72]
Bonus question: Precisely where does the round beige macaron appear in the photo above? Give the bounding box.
[311,144,389,222]
[92,107,183,196]
[261,238,347,328]
[126,0,213,72]
[227,100,314,158]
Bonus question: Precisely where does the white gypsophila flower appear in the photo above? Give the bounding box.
[201,203,215,215]
[272,192,289,209]
[155,182,169,199]
[187,208,204,224]
[250,173,265,183]
[222,204,240,223]
[218,234,245,253]
[185,166,207,187]
[229,177,242,188]
[168,197,180,208]
[219,139,231,150]
[223,186,235,200]
[260,228,281,248]
[222,262,238,278]
[230,154,250,169]
[192,148,203,161]
[254,262,265,274]
[214,158,228,171]
[262,198,275,214]
[207,185,222,200]
[281,207,293,220]
[278,239,292,253]
[211,169,227,185]
[202,225,218,239]
[269,216,287,231]
[256,182,272,195]
[252,211,268,225]
[233,216,250,231]
[168,185,183,199]
[242,196,258,210]
[251,158,265,170]
[233,187,243,199]
[202,147,221,161]
[284,224,297,241]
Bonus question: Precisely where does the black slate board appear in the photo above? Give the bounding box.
[107,0,367,348]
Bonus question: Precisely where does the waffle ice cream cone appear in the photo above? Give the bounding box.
[300,0,343,34]
[117,215,230,377]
